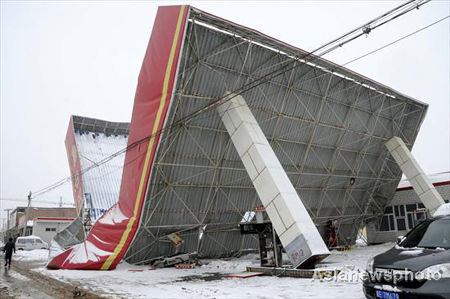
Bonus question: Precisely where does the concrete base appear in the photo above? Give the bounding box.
[246,266,340,278]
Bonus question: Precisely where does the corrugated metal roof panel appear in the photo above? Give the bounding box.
[125,8,428,263]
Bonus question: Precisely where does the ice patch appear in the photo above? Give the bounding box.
[98,204,128,225]
[64,240,112,264]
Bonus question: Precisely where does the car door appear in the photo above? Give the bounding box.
[16,238,25,250]
[35,238,44,249]
[30,239,36,250]
[25,239,33,250]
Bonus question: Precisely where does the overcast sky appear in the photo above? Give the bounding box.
[1,1,449,226]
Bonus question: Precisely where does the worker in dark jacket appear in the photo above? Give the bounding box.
[3,238,16,269]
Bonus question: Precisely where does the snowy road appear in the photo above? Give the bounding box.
[0,253,55,299]
[38,243,392,298]
[0,250,103,299]
[0,243,393,298]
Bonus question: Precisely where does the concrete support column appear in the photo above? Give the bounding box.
[217,92,329,268]
[385,137,445,214]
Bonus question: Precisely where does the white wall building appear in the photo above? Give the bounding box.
[367,172,450,244]
[31,217,75,245]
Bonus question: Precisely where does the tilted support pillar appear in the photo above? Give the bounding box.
[385,137,445,214]
[217,92,330,268]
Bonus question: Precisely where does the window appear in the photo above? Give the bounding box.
[407,213,414,229]
[380,216,390,231]
[35,239,42,243]
[397,218,407,231]
[400,218,450,249]
[406,204,417,212]
[392,204,408,231]
[389,215,395,230]
[379,208,395,231]
[45,228,56,232]
[416,212,426,221]
[394,205,405,216]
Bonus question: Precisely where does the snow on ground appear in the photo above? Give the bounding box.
[4,270,31,282]
[25,243,395,299]
[433,202,450,217]
[319,243,394,270]
[15,249,49,262]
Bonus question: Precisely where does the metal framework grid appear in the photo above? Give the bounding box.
[125,8,427,264]
[72,115,130,220]
[72,115,130,136]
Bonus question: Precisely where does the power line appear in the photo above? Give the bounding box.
[344,15,450,66]
[30,0,433,199]
[30,0,430,198]
[0,198,74,206]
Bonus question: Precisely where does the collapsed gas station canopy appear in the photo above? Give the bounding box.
[48,5,428,270]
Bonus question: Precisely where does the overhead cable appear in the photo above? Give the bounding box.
[31,0,433,199]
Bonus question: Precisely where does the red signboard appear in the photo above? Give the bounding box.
[48,5,190,270]
[65,117,85,214]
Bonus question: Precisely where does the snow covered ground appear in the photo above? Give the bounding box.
[13,243,395,299]
[15,249,50,262]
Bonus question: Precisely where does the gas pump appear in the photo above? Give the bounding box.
[240,206,283,268]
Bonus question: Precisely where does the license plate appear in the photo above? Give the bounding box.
[376,290,400,299]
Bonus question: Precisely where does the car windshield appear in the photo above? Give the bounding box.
[400,217,450,249]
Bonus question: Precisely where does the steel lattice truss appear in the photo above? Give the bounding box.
[124,8,427,264]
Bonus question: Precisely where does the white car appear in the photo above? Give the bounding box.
[16,236,48,250]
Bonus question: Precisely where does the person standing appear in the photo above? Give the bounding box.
[3,238,16,269]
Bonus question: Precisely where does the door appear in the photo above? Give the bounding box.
[25,239,34,250]
[35,238,44,249]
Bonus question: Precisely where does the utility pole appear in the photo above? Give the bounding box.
[22,191,32,236]
[4,208,12,232]
[59,196,63,208]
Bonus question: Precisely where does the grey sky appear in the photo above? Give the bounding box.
[1,1,449,225]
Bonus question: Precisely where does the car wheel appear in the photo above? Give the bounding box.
[18,248,23,250]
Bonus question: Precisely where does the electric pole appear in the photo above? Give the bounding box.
[4,208,12,232]
[59,196,63,208]
[22,191,32,236]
